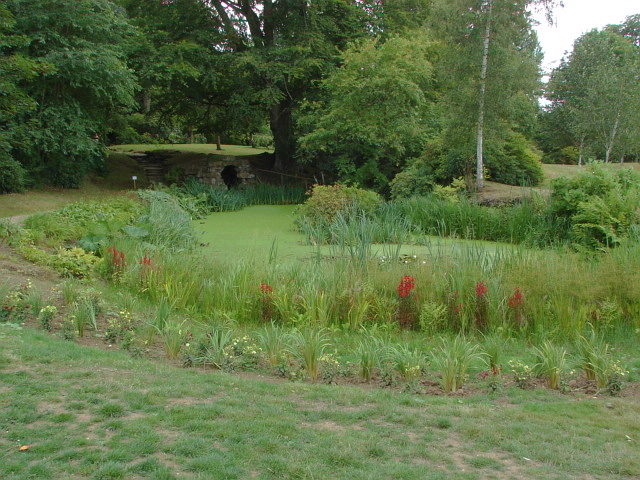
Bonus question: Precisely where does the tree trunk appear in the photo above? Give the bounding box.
[476,0,493,192]
[578,136,585,166]
[216,134,222,150]
[270,98,295,172]
[143,90,151,113]
[605,114,620,163]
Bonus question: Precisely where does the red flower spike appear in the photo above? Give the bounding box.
[397,275,416,298]
[508,287,524,308]
[475,281,488,299]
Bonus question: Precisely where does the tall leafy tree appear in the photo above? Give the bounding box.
[6,0,137,187]
[203,0,375,171]
[298,34,436,191]
[546,25,640,163]
[430,0,557,190]
[0,4,52,192]
[117,0,251,146]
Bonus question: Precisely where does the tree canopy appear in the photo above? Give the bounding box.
[4,0,639,195]
[544,20,640,164]
[5,0,137,187]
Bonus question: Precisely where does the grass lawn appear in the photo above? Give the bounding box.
[110,143,273,156]
[1,325,638,480]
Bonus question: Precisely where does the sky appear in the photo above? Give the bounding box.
[533,0,639,73]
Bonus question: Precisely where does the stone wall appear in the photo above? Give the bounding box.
[184,155,256,187]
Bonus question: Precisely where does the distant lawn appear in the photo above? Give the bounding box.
[111,143,273,156]
[541,162,640,186]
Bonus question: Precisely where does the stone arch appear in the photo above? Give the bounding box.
[221,164,240,189]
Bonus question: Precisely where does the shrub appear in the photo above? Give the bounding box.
[50,247,100,278]
[295,184,381,226]
[551,166,640,249]
[0,157,27,193]
[484,132,544,186]
[389,159,435,199]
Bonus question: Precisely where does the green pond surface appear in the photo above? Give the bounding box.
[195,205,519,264]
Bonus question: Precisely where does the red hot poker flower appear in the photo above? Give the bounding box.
[260,282,273,296]
[475,281,488,299]
[397,275,416,298]
[508,287,524,308]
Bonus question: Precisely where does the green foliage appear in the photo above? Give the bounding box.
[6,0,138,187]
[355,335,385,382]
[389,344,425,383]
[295,184,381,226]
[433,335,484,393]
[550,166,640,249]
[175,180,306,214]
[430,0,544,190]
[533,340,567,390]
[299,34,435,191]
[0,157,27,193]
[419,302,448,334]
[286,328,331,381]
[484,132,544,186]
[389,156,437,199]
[24,197,142,246]
[544,26,640,163]
[135,190,197,251]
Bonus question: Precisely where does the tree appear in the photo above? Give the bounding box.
[545,26,640,164]
[117,0,252,146]
[6,0,138,187]
[430,0,557,190]
[298,34,436,191]
[202,0,378,172]
[0,4,52,192]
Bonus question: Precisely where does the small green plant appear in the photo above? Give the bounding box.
[508,359,534,389]
[197,327,234,369]
[154,297,173,333]
[320,352,345,384]
[257,323,288,367]
[104,310,135,344]
[482,333,504,374]
[60,279,81,305]
[61,317,76,341]
[576,328,628,391]
[38,305,58,331]
[592,299,623,332]
[419,301,447,334]
[286,328,331,381]
[71,297,97,337]
[433,336,484,393]
[24,285,43,317]
[355,336,384,382]
[225,335,262,370]
[390,344,424,383]
[533,340,567,390]
[161,319,187,360]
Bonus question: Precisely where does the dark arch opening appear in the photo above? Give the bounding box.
[221,165,240,189]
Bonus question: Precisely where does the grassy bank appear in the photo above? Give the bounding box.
[1,325,638,480]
